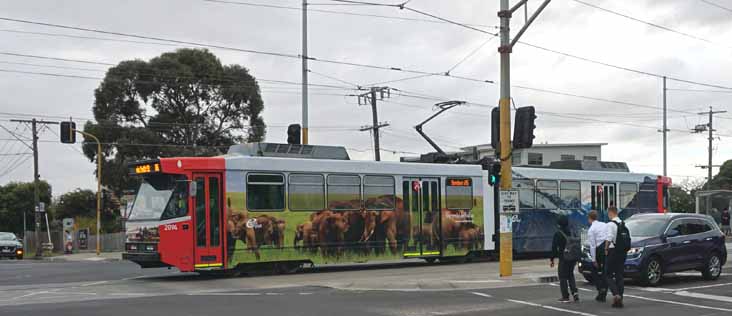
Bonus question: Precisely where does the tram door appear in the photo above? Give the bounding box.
[192,173,223,269]
[403,178,441,257]
[591,183,617,219]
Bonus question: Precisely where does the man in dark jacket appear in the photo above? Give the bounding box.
[550,215,579,303]
[721,208,731,236]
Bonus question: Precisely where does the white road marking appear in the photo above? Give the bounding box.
[450,280,503,284]
[506,299,598,316]
[265,292,283,296]
[187,292,262,296]
[470,292,493,298]
[672,282,732,292]
[298,292,313,295]
[625,294,732,312]
[674,291,732,303]
[80,281,108,287]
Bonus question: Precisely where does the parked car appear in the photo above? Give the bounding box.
[579,213,727,286]
[0,232,24,260]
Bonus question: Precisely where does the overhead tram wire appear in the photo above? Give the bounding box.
[321,1,732,91]
[203,0,495,28]
[700,0,732,14]
[572,0,718,46]
[327,0,497,35]
[0,17,493,85]
[0,49,723,119]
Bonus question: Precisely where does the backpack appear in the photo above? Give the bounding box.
[558,229,582,261]
[612,221,632,253]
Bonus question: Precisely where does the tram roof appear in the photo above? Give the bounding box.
[512,166,658,183]
[223,155,484,177]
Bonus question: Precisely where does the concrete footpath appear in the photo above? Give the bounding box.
[35,251,123,262]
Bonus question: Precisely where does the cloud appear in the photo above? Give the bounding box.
[1,0,730,195]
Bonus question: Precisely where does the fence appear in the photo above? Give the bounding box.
[22,231,125,253]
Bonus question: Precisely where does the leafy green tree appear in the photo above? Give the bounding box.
[708,159,732,190]
[0,181,52,234]
[83,48,266,195]
[55,189,123,233]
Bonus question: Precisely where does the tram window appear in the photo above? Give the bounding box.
[513,179,535,209]
[247,174,285,211]
[536,180,559,209]
[446,178,472,210]
[560,181,581,209]
[160,178,189,220]
[327,175,361,210]
[195,177,206,247]
[619,183,638,209]
[289,174,325,211]
[638,183,658,210]
[364,176,395,210]
[210,177,220,247]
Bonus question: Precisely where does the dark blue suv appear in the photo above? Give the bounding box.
[579,213,727,286]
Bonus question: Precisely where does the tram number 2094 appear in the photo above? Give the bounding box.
[163,224,178,231]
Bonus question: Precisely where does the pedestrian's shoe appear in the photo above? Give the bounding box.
[617,297,624,308]
[595,292,606,302]
[611,296,621,308]
[573,293,580,303]
[558,298,571,303]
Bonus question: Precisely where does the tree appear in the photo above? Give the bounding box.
[55,189,123,233]
[708,159,732,190]
[669,186,695,213]
[83,48,266,195]
[0,181,52,235]
[55,189,96,219]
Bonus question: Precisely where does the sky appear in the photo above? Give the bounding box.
[1,0,732,196]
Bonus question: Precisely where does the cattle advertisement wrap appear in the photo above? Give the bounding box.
[224,171,485,266]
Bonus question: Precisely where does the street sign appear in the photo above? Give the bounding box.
[35,202,46,213]
[500,190,519,215]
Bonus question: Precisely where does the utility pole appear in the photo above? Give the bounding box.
[663,76,667,177]
[693,107,726,213]
[357,87,391,161]
[10,118,58,257]
[497,0,552,277]
[301,0,309,145]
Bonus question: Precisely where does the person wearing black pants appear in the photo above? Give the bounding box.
[550,216,579,303]
[587,210,608,301]
[604,207,626,308]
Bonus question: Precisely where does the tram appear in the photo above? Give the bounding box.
[122,143,670,272]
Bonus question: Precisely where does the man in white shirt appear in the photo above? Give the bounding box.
[604,207,626,308]
[586,210,608,301]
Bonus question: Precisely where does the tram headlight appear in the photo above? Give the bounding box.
[145,244,156,252]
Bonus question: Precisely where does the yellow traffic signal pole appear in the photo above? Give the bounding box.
[498,0,552,277]
[74,129,102,256]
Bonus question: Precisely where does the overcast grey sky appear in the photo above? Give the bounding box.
[1,0,731,195]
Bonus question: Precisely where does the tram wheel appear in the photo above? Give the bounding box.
[275,262,303,274]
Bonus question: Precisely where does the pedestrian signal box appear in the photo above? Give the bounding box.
[60,121,76,144]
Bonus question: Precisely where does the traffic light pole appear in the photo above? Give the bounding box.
[497,0,551,277]
[73,129,103,256]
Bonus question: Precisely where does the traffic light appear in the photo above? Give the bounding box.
[488,162,501,186]
[513,106,536,149]
[491,107,499,149]
[60,121,76,144]
[287,124,301,145]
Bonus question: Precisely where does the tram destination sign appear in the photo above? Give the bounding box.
[499,189,519,214]
[129,161,161,175]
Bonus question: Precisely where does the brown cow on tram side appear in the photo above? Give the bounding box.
[227,211,260,260]
[294,221,318,252]
[458,222,482,251]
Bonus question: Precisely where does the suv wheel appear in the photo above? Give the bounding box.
[702,253,722,280]
[640,257,663,286]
